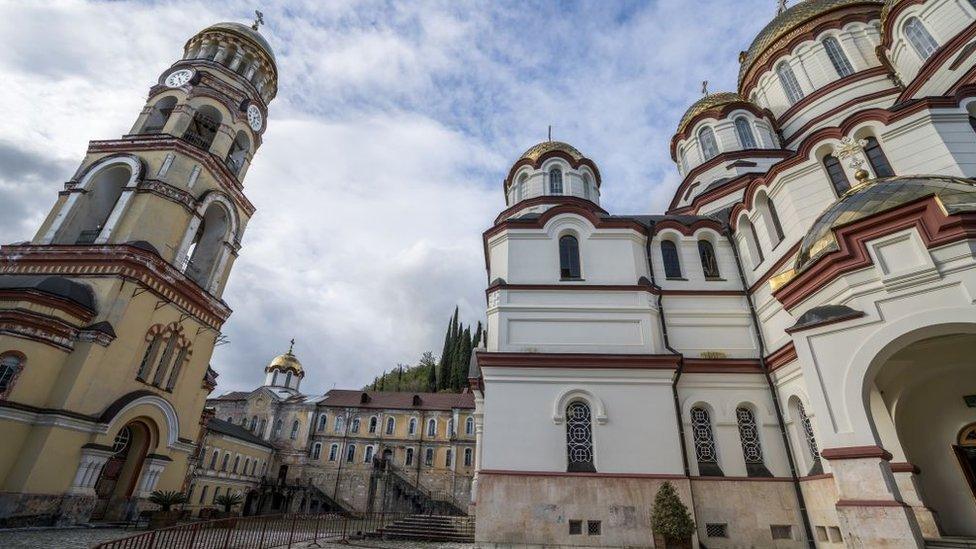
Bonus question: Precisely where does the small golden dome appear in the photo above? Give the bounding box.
[738,0,884,89]
[676,92,748,135]
[266,346,303,376]
[518,141,585,163]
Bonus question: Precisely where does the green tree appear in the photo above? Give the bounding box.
[214,492,243,513]
[421,351,437,392]
[651,482,695,544]
[148,490,186,512]
[437,308,459,390]
[453,326,472,390]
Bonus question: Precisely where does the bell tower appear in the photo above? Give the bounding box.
[0,16,277,525]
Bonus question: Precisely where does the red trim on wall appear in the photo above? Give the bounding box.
[799,473,834,482]
[776,68,893,127]
[682,358,763,374]
[503,151,602,191]
[653,218,725,237]
[835,499,908,508]
[783,86,900,144]
[478,469,687,480]
[784,310,866,334]
[765,342,798,373]
[671,150,790,207]
[895,15,976,101]
[820,445,893,461]
[669,173,756,215]
[691,475,795,482]
[670,106,779,159]
[477,352,680,370]
[748,242,802,295]
[890,462,921,474]
[0,289,95,322]
[494,196,607,225]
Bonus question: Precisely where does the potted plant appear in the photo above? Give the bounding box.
[651,482,695,548]
[214,492,244,518]
[147,490,187,529]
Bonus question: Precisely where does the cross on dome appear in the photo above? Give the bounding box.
[252,9,264,31]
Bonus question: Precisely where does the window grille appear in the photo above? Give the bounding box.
[796,401,821,466]
[559,235,582,279]
[705,523,728,538]
[904,17,938,60]
[569,520,582,535]
[0,354,22,394]
[734,117,757,149]
[566,401,596,472]
[698,127,719,160]
[661,240,682,279]
[549,168,563,194]
[112,426,132,455]
[776,62,804,105]
[698,240,720,278]
[864,137,894,177]
[587,521,602,536]
[823,154,850,195]
[770,525,794,540]
[822,37,854,77]
[736,407,764,464]
[691,407,718,463]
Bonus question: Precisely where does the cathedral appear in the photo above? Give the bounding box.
[469,0,976,547]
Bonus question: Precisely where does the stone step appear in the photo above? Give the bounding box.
[926,538,976,549]
[377,514,475,542]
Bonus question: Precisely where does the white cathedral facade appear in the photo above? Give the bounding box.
[469,0,976,547]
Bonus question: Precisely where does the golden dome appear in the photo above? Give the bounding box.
[676,92,748,135]
[795,175,976,272]
[266,349,303,376]
[519,141,585,163]
[738,0,884,89]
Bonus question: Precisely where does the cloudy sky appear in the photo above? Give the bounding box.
[0,0,778,394]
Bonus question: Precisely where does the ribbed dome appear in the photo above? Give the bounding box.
[795,175,976,272]
[676,92,748,134]
[266,350,303,376]
[201,22,275,62]
[519,141,585,163]
[738,0,884,88]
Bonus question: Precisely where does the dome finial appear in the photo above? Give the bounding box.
[288,337,295,354]
[777,0,789,15]
[701,80,709,96]
[252,9,265,32]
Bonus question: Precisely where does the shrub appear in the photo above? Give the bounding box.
[214,492,243,513]
[148,490,187,512]
[651,482,695,542]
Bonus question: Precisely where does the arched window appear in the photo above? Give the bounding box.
[864,136,894,177]
[823,154,850,195]
[822,36,854,77]
[566,401,595,472]
[698,127,719,161]
[199,485,209,504]
[756,193,785,247]
[209,450,219,469]
[249,415,258,432]
[368,416,378,433]
[57,163,131,245]
[386,417,395,435]
[427,418,437,437]
[517,173,527,202]
[734,117,757,149]
[408,418,417,435]
[290,420,300,439]
[136,335,162,381]
[350,417,360,433]
[346,444,356,463]
[559,235,582,279]
[548,168,563,194]
[151,333,180,387]
[448,418,454,435]
[233,455,240,473]
[424,447,434,466]
[311,442,322,460]
[582,174,592,200]
[273,419,283,438]
[317,414,327,432]
[243,458,250,475]
[776,61,804,105]
[284,371,293,388]
[184,202,232,289]
[142,96,177,133]
[224,131,250,176]
[698,240,720,279]
[363,445,374,463]
[736,407,771,477]
[740,218,764,267]
[405,447,415,466]
[465,417,475,435]
[464,447,473,466]
[220,453,229,471]
[328,444,339,461]
[661,240,682,279]
[182,104,222,151]
[794,399,823,475]
[904,17,939,60]
[445,448,453,467]
[691,406,722,476]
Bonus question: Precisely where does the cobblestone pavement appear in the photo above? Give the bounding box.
[0,527,129,548]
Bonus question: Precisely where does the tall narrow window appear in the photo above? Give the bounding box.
[259,418,266,437]
[734,117,757,149]
[741,218,764,267]
[369,416,378,433]
[311,443,321,460]
[691,407,723,476]
[796,400,823,475]
[776,61,804,105]
[250,415,258,432]
[224,131,250,176]
[698,127,719,161]
[364,446,374,463]
[142,97,177,134]
[409,418,417,435]
[445,449,453,467]
[346,444,356,463]
[465,417,475,435]
[405,447,414,466]
[863,137,894,177]
[425,448,434,466]
[290,420,300,439]
[736,407,771,477]
[318,414,327,432]
[350,417,360,433]
[221,453,229,471]
[182,105,222,152]
[517,173,527,202]
[969,115,976,135]
[233,455,240,473]
[464,447,473,466]
[757,193,785,246]
[661,240,682,279]
[328,444,338,461]
[427,419,437,437]
[273,419,282,438]
[565,401,596,472]
[136,336,161,381]
[559,235,582,279]
[582,174,592,200]
[151,336,179,387]
[199,485,209,504]
[823,154,850,195]
[164,346,189,391]
[334,416,345,432]
[386,417,395,435]
[549,168,563,194]
[698,240,720,279]
[822,37,854,77]
[904,17,939,60]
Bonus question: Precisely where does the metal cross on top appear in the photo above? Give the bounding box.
[252,9,265,31]
[777,0,789,15]
[288,338,295,353]
[836,135,868,169]
[701,80,709,96]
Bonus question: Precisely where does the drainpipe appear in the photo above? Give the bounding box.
[724,230,815,548]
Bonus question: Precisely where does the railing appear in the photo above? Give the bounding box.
[93,512,410,549]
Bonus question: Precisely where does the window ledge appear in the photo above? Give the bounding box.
[560,278,585,282]
[704,277,726,282]
[665,277,688,281]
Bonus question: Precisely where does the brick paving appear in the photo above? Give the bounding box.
[0,527,129,549]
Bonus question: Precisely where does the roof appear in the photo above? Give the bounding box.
[0,275,96,312]
[518,141,585,163]
[210,391,249,401]
[207,418,275,449]
[321,390,474,411]
[676,92,749,135]
[795,175,976,272]
[201,22,275,62]
[738,0,884,89]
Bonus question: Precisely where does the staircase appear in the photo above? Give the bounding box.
[371,457,467,516]
[927,538,976,548]
[377,514,475,542]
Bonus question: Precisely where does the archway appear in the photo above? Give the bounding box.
[184,202,230,288]
[866,331,976,536]
[56,164,131,245]
[90,420,154,521]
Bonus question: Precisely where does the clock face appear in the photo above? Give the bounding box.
[164,69,193,88]
[247,104,263,131]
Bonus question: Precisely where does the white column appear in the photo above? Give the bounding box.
[136,456,170,498]
[68,446,114,495]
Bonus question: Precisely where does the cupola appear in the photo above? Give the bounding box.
[264,339,304,391]
[502,140,602,212]
[182,15,278,102]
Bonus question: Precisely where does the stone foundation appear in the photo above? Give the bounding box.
[690,478,806,547]
[0,492,96,527]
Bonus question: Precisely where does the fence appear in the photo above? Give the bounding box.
[93,512,410,549]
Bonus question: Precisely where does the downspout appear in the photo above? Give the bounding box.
[724,230,815,548]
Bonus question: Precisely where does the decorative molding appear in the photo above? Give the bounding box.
[765,342,798,373]
[478,469,687,480]
[504,151,602,192]
[682,358,764,374]
[820,445,893,461]
[477,352,680,370]
[899,22,976,101]
[552,388,608,425]
[776,67,893,126]
[494,196,607,225]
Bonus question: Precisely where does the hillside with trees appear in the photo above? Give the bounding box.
[364,307,482,393]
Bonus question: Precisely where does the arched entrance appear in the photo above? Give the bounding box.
[866,330,976,536]
[90,420,154,521]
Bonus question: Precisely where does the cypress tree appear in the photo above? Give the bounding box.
[473,321,483,349]
[437,312,456,391]
[421,351,437,392]
[452,326,472,390]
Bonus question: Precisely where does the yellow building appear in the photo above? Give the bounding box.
[0,17,277,526]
